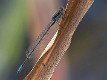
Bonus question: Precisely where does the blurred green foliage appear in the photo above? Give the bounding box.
[0,0,29,78]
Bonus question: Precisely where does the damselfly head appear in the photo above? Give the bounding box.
[59,7,65,13]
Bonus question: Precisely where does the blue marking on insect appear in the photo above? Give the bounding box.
[17,65,23,73]
[52,7,65,22]
[52,12,61,21]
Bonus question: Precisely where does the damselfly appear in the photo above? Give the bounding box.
[17,7,65,73]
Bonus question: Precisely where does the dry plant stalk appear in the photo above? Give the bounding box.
[25,0,94,80]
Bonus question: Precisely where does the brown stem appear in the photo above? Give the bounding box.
[25,0,94,80]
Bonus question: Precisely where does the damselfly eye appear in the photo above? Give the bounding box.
[59,7,64,12]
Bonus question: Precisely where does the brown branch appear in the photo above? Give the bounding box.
[25,0,94,80]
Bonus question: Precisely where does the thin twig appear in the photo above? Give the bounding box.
[25,0,94,80]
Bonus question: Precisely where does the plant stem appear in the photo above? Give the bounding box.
[25,0,94,80]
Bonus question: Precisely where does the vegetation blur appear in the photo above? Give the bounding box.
[0,0,29,80]
[0,0,107,80]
